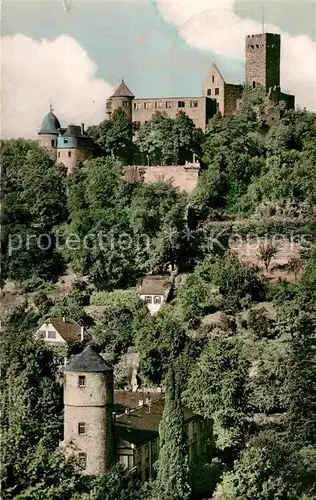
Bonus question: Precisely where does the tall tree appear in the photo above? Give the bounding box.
[155,367,190,500]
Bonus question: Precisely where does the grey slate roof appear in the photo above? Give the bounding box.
[64,346,113,373]
[38,110,61,135]
[112,80,134,98]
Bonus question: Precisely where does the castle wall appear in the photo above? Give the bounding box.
[38,135,57,160]
[57,148,93,175]
[224,84,244,116]
[123,163,200,193]
[132,97,212,131]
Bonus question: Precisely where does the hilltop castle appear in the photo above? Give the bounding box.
[38,31,294,177]
[106,32,294,131]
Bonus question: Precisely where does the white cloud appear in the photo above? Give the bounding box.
[156,0,316,110]
[1,34,113,139]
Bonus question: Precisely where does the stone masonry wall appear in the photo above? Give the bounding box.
[123,163,200,193]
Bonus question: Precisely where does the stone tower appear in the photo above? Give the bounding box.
[62,346,114,475]
[106,79,134,120]
[38,105,60,160]
[245,33,281,89]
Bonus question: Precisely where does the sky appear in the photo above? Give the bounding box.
[2,0,316,138]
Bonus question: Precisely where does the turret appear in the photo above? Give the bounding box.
[38,105,60,160]
[106,79,134,120]
[62,346,114,475]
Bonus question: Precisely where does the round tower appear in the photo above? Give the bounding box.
[38,105,60,160]
[106,79,134,120]
[62,346,114,475]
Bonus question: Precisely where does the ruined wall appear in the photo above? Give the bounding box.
[224,84,244,116]
[123,163,200,193]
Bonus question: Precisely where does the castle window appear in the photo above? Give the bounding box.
[68,151,71,157]
[144,296,152,304]
[190,100,198,108]
[207,89,212,96]
[133,102,141,110]
[78,453,87,470]
[64,138,68,144]
[251,44,254,49]
[78,422,86,435]
[166,101,173,109]
[253,81,256,88]
[256,44,259,49]
[144,102,152,110]
[178,101,185,108]
[122,101,129,107]
[154,296,162,304]
[51,139,55,147]
[155,101,163,109]
[47,330,56,339]
[78,375,86,387]
[58,152,61,158]
[215,88,220,96]
[212,75,215,83]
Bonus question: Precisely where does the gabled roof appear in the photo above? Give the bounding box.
[64,345,113,373]
[111,79,134,98]
[139,275,172,296]
[116,397,197,435]
[40,317,89,344]
[206,63,226,83]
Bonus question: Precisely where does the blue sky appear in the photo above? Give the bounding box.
[2,0,316,137]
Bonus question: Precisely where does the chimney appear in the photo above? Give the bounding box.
[81,123,85,134]
[80,326,84,341]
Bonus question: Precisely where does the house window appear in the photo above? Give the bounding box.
[215,88,220,96]
[64,138,68,144]
[78,452,87,470]
[78,422,86,435]
[190,100,198,108]
[212,75,215,83]
[155,101,162,109]
[154,296,162,304]
[68,151,71,157]
[47,330,56,339]
[133,102,141,110]
[166,101,173,109]
[178,101,185,108]
[78,375,86,387]
[144,296,152,304]
[144,102,152,110]
[207,89,212,96]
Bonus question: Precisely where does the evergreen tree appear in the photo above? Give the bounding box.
[155,367,190,500]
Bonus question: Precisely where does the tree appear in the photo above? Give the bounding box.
[257,241,278,271]
[87,109,135,163]
[183,338,250,451]
[155,367,191,500]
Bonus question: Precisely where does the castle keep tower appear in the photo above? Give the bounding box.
[62,346,114,475]
[106,79,134,120]
[245,33,281,89]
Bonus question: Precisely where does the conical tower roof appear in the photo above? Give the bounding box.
[64,345,113,373]
[111,79,134,98]
[38,106,61,135]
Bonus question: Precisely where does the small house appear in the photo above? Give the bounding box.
[139,276,172,315]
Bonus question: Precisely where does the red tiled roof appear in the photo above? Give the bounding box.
[47,317,89,344]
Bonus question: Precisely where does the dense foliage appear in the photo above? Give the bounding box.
[2,97,316,498]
